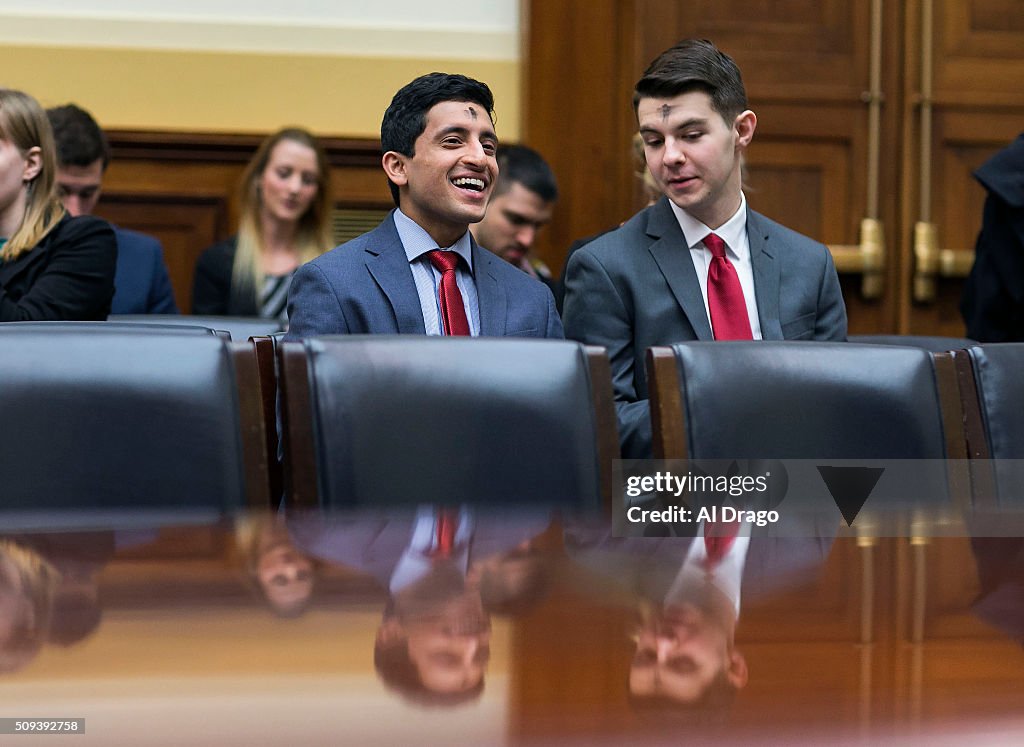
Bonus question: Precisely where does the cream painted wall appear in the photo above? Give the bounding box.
[1,46,520,139]
[0,3,521,139]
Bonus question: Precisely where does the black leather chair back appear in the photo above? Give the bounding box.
[0,327,267,514]
[281,336,616,509]
[645,341,968,516]
[651,342,950,460]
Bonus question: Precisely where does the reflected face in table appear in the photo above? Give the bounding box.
[629,603,747,704]
[403,590,492,695]
[257,543,315,615]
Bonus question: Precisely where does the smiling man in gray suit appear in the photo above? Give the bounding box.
[563,39,846,458]
[287,73,562,340]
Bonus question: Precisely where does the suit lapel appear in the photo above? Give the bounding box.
[747,209,784,340]
[473,241,507,337]
[646,198,713,340]
[364,214,427,334]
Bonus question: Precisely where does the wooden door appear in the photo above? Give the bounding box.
[899,0,1024,335]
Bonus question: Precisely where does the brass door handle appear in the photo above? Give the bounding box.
[829,217,886,300]
[912,221,975,302]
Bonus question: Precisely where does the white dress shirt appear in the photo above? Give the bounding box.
[664,528,751,618]
[668,192,763,340]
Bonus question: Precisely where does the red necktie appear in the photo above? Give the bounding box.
[435,509,459,558]
[703,519,740,568]
[427,250,471,336]
[704,233,753,340]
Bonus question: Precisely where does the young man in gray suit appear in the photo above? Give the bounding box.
[563,39,847,458]
[287,73,562,339]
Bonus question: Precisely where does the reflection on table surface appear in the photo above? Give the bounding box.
[0,508,1021,746]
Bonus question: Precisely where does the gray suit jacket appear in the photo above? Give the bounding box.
[563,197,847,457]
[287,511,553,587]
[286,211,563,339]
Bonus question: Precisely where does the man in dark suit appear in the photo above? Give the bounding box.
[46,104,178,315]
[960,133,1024,342]
[287,73,562,339]
[470,144,559,293]
[563,39,846,458]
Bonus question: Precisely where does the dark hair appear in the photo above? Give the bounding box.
[493,144,558,203]
[374,632,486,707]
[633,39,748,123]
[47,589,102,646]
[380,72,495,206]
[45,103,110,170]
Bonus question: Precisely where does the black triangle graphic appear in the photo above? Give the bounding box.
[817,466,885,526]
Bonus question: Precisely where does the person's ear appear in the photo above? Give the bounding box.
[21,146,42,183]
[725,649,749,689]
[734,110,757,150]
[382,151,409,189]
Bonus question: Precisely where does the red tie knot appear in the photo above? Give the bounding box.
[428,249,461,274]
[704,233,727,259]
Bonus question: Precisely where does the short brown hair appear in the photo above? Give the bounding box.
[633,39,748,123]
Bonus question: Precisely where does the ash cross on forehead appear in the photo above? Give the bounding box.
[660,104,672,121]
[466,106,478,120]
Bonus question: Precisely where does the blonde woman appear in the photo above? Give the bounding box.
[0,539,61,673]
[192,128,332,319]
[234,513,317,617]
[0,88,116,321]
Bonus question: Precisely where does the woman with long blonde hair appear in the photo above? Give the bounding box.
[0,88,116,321]
[0,539,61,673]
[192,128,332,319]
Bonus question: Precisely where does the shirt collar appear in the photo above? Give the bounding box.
[669,192,748,258]
[394,208,474,273]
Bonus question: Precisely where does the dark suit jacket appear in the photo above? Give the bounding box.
[0,214,116,321]
[563,197,847,457]
[111,227,177,314]
[961,133,1024,342]
[192,236,260,315]
[286,212,563,339]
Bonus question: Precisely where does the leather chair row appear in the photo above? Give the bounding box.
[2,322,619,515]
[4,320,1014,518]
[268,333,1003,513]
